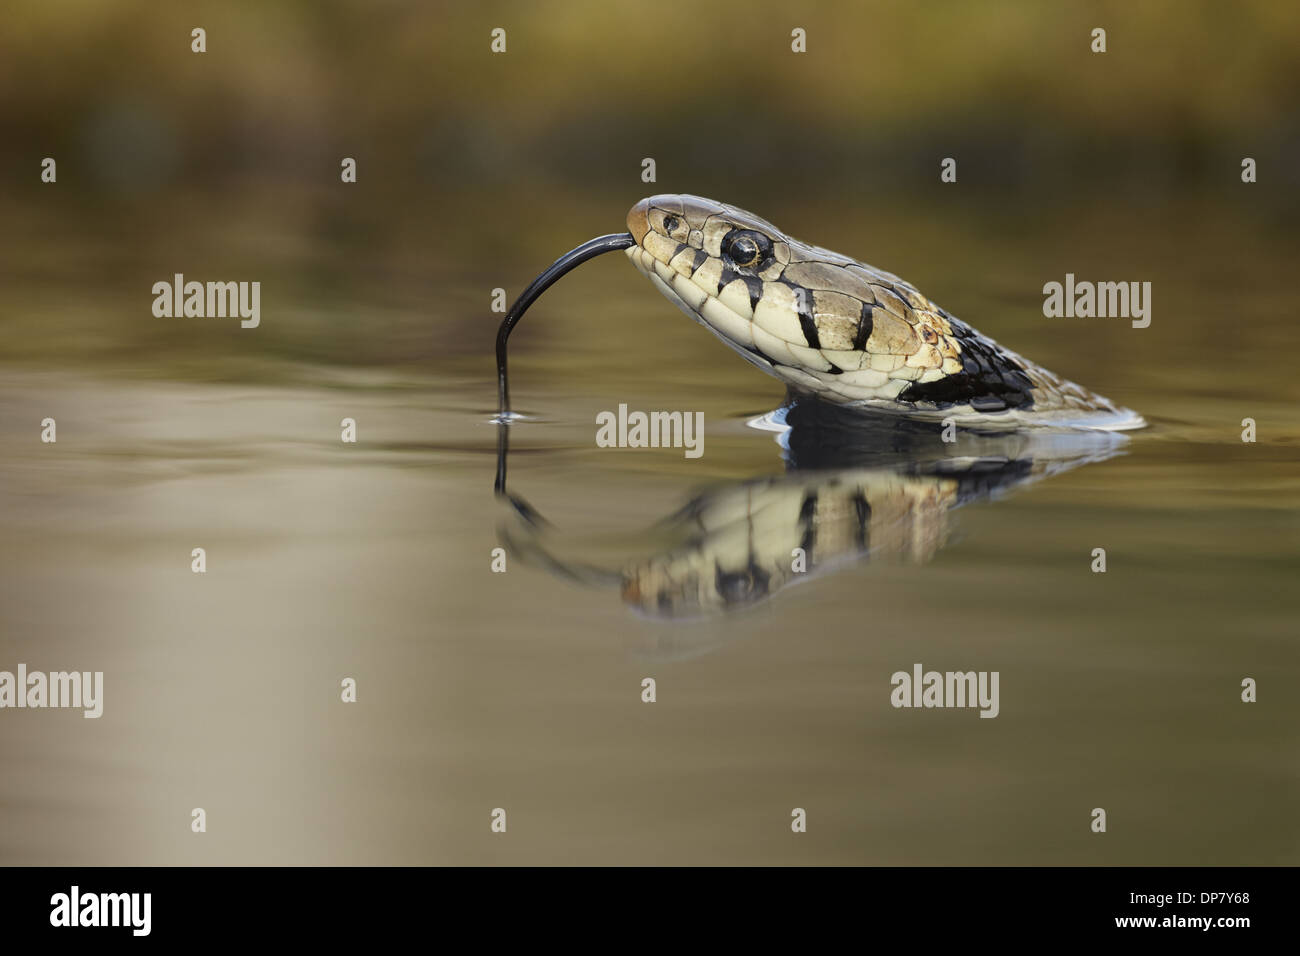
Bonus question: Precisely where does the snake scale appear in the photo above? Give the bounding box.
[495,193,1144,431]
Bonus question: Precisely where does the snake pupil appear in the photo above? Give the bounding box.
[722,228,772,270]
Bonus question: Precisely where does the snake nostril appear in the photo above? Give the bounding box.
[663,215,680,233]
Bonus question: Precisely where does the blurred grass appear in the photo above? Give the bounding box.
[3,1,1298,188]
[0,0,1297,397]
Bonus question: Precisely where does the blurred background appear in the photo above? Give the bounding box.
[0,0,1297,865]
[2,0,1299,382]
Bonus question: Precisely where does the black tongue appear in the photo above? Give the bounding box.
[494,232,636,416]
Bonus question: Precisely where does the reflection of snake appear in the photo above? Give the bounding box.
[498,403,1128,628]
[495,195,1144,431]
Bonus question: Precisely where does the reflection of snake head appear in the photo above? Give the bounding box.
[626,194,1144,431]
[621,560,774,615]
[616,469,963,619]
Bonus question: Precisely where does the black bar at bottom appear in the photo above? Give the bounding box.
[0,865,1282,941]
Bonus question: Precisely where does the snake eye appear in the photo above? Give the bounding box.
[721,229,773,270]
[729,236,758,265]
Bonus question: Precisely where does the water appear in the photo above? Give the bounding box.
[1,196,1297,865]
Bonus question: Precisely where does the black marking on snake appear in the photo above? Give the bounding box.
[715,559,771,606]
[718,264,765,312]
[897,318,1034,412]
[798,492,818,562]
[671,242,691,264]
[896,287,925,310]
[1001,368,1035,391]
[742,344,776,367]
[775,277,821,349]
[853,302,874,350]
[852,492,871,550]
[797,315,820,350]
[690,248,709,274]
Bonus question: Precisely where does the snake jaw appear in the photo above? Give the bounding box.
[625,193,1144,431]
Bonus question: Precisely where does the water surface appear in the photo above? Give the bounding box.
[1,198,1297,865]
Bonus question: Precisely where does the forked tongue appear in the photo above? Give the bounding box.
[494,232,635,418]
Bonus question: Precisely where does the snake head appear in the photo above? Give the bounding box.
[625,192,954,402]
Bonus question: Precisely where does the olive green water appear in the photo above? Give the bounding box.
[1,190,1297,865]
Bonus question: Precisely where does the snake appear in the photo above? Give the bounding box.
[495,194,1144,432]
